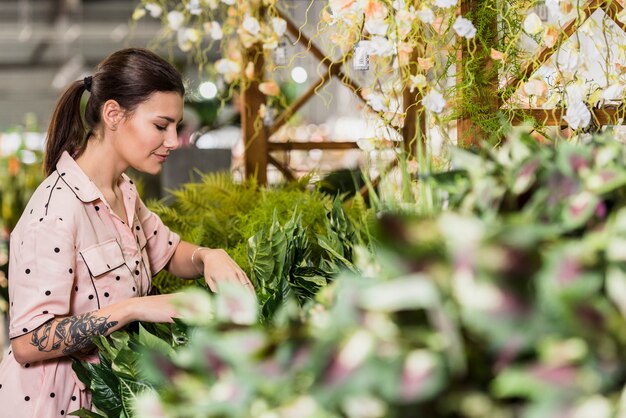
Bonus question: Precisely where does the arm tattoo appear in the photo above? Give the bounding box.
[30,312,118,355]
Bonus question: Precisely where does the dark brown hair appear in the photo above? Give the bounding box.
[44,48,185,175]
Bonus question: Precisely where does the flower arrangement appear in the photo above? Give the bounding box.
[132,0,626,146]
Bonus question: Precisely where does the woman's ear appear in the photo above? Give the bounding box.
[102,99,124,131]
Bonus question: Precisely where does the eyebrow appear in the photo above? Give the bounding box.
[157,116,183,124]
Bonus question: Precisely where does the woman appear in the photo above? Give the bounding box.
[0,48,252,417]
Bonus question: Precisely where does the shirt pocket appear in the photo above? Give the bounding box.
[79,238,125,277]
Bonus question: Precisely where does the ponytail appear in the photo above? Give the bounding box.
[44,81,89,176]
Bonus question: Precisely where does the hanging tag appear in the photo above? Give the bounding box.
[263,105,275,126]
[353,41,370,71]
[274,41,287,66]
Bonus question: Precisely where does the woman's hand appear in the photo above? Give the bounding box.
[198,248,254,294]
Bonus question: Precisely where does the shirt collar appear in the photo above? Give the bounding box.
[55,151,107,203]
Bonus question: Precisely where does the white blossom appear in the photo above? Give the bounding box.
[243,15,261,35]
[563,101,591,130]
[565,81,586,105]
[453,16,476,39]
[221,0,235,4]
[604,83,625,101]
[434,0,457,8]
[523,12,543,35]
[215,58,241,75]
[342,395,387,418]
[366,36,395,56]
[167,11,184,31]
[271,17,287,37]
[205,21,222,40]
[392,0,405,10]
[416,6,434,24]
[364,18,388,36]
[365,91,387,112]
[186,0,202,15]
[144,3,162,18]
[423,89,446,113]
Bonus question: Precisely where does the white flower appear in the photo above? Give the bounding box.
[206,0,219,9]
[523,12,543,35]
[144,3,162,18]
[416,6,434,24]
[423,89,446,113]
[563,101,591,130]
[271,17,287,37]
[204,21,223,40]
[172,288,214,325]
[604,83,624,101]
[453,16,476,39]
[133,390,167,418]
[365,91,387,112]
[243,15,261,35]
[215,58,241,74]
[338,330,374,370]
[221,0,235,4]
[215,282,258,325]
[167,11,184,31]
[565,81,586,105]
[364,18,388,36]
[186,0,202,15]
[409,74,427,92]
[618,9,626,24]
[392,0,405,10]
[434,0,457,8]
[366,36,395,56]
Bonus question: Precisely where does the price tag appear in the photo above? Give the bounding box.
[353,41,370,71]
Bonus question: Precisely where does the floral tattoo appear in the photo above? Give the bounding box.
[30,312,118,354]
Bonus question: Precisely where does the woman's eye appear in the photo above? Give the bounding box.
[155,125,167,131]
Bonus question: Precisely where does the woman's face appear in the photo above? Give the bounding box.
[115,91,184,175]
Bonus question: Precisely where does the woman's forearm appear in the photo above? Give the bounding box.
[11,294,178,364]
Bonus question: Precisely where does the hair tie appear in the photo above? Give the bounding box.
[83,76,92,92]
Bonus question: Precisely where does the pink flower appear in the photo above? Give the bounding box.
[259,80,280,96]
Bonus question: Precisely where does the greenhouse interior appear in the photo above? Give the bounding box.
[2,0,626,417]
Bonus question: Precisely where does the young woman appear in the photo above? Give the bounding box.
[0,48,253,417]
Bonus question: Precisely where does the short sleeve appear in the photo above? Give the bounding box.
[137,198,180,274]
[8,217,76,339]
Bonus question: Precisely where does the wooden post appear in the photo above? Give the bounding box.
[241,44,268,184]
[456,0,500,147]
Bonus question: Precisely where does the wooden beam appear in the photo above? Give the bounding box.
[503,0,603,94]
[511,107,626,126]
[268,141,360,151]
[241,44,268,184]
[268,155,296,181]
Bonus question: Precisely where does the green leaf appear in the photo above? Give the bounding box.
[120,378,154,418]
[137,323,175,357]
[67,408,108,418]
[88,354,123,417]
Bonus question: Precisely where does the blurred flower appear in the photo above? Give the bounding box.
[167,10,184,31]
[359,276,439,311]
[409,74,427,92]
[543,24,558,47]
[523,12,543,35]
[423,89,446,113]
[434,0,458,8]
[364,18,388,36]
[361,0,388,20]
[172,288,214,325]
[144,3,162,18]
[215,282,258,325]
[563,101,591,130]
[133,389,166,418]
[177,28,201,52]
[571,396,612,418]
[243,15,261,35]
[453,16,477,39]
[204,21,223,40]
[215,58,241,83]
[338,330,374,370]
[401,350,437,401]
[271,17,287,36]
[418,56,434,71]
[490,48,505,61]
[416,6,434,24]
[259,80,280,96]
[221,0,235,4]
[523,79,548,98]
[342,395,387,418]
[186,0,202,15]
[330,0,356,16]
